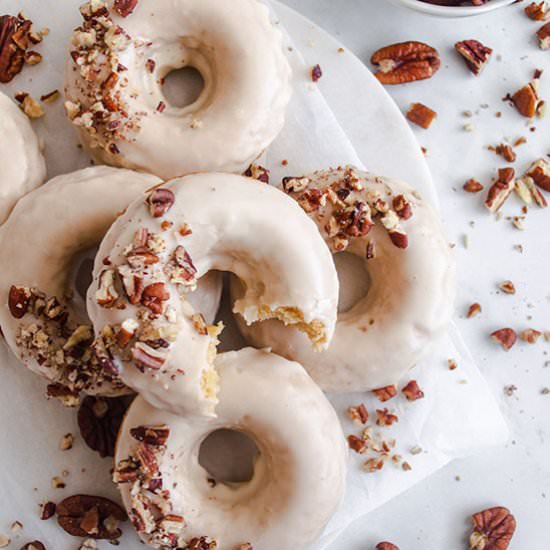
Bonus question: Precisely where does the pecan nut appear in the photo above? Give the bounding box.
[455,40,493,76]
[484,168,515,213]
[469,506,516,550]
[78,396,133,458]
[0,16,26,83]
[511,79,543,118]
[8,285,31,318]
[525,158,550,191]
[401,380,425,401]
[537,21,550,49]
[406,102,437,129]
[114,0,139,17]
[525,2,549,20]
[371,41,440,85]
[463,178,484,193]
[376,544,400,550]
[491,328,517,351]
[129,424,170,446]
[372,385,397,402]
[56,495,127,540]
[146,188,175,218]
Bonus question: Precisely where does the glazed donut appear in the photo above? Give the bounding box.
[87,173,338,416]
[0,166,222,398]
[64,0,292,179]
[234,166,456,392]
[114,348,347,550]
[0,91,46,224]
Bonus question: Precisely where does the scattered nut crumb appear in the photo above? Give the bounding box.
[406,102,437,129]
[467,303,482,318]
[499,281,516,295]
[520,328,542,343]
[448,358,458,370]
[311,64,322,82]
[51,476,66,489]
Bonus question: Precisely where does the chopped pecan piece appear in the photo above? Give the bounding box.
[371,41,440,85]
[467,303,482,318]
[491,328,517,351]
[515,176,547,208]
[347,403,369,424]
[297,188,325,213]
[20,542,46,550]
[56,494,126,540]
[113,0,138,17]
[469,506,516,550]
[129,424,170,446]
[46,383,80,407]
[141,282,170,315]
[520,328,541,343]
[525,158,550,191]
[511,79,543,117]
[402,380,425,401]
[244,164,270,183]
[376,408,398,427]
[8,285,31,318]
[498,281,516,295]
[406,102,436,129]
[347,434,367,453]
[484,168,515,213]
[493,144,516,163]
[311,64,322,82]
[282,176,310,194]
[463,178,484,193]
[146,188,175,218]
[132,342,166,370]
[41,501,56,520]
[537,21,550,49]
[95,269,119,308]
[525,2,548,20]
[173,246,197,282]
[376,544,400,550]
[372,385,397,402]
[455,40,493,76]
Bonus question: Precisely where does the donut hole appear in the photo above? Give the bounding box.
[73,252,96,301]
[162,66,205,109]
[333,251,372,313]
[198,428,260,485]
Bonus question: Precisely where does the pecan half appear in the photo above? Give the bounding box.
[469,506,516,550]
[371,41,440,85]
[8,285,31,318]
[406,103,436,129]
[525,158,550,191]
[484,168,515,213]
[146,188,175,218]
[56,495,126,540]
[114,0,138,17]
[455,40,493,76]
[372,385,397,402]
[537,22,550,49]
[78,396,132,458]
[491,328,517,351]
[402,380,425,401]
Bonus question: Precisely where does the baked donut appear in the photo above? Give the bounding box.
[234,166,456,392]
[114,348,347,550]
[0,91,46,224]
[0,166,222,399]
[87,173,338,416]
[64,0,292,179]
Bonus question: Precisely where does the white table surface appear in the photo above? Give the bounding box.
[275,1,550,548]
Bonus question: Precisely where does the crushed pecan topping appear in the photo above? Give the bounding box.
[376,408,398,427]
[372,385,397,402]
[537,21,550,49]
[114,0,138,17]
[491,144,516,163]
[348,434,367,453]
[244,164,270,184]
[491,328,517,351]
[10,286,126,398]
[56,494,126,540]
[347,403,369,424]
[455,40,492,76]
[371,41,440,85]
[469,506,516,550]
[406,102,436,129]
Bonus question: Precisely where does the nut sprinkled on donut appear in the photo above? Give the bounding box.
[93,188,222,405]
[65,0,140,155]
[114,424,218,549]
[8,285,127,402]
[282,166,412,253]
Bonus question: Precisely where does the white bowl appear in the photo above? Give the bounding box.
[387,0,516,17]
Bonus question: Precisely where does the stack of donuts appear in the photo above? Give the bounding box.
[0,1,455,549]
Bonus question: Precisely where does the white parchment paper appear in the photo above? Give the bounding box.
[0,1,508,549]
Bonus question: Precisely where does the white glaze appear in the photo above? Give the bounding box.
[0,91,46,224]
[64,0,292,179]
[115,348,347,550]
[235,167,456,392]
[0,166,221,395]
[87,173,339,416]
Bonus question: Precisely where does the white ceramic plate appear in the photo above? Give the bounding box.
[0,1,437,548]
